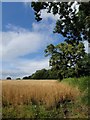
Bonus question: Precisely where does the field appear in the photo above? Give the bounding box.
[1,77,89,118]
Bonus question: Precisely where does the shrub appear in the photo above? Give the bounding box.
[6,77,11,80]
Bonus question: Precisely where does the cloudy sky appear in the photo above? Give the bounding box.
[1,2,65,79]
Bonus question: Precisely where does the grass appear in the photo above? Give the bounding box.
[61,76,89,91]
[61,76,89,105]
[1,77,89,118]
[2,104,88,118]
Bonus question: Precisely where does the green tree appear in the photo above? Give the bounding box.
[6,77,11,80]
[31,69,49,79]
[31,1,90,79]
[47,69,58,79]
[31,1,90,42]
[16,78,21,80]
[77,53,90,76]
[23,76,29,79]
[45,42,86,79]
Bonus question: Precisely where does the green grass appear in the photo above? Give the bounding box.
[61,76,90,106]
[61,76,89,91]
[2,103,88,118]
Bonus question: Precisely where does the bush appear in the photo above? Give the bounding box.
[31,69,49,79]
[6,77,11,80]
[16,78,21,80]
[23,76,29,79]
[62,76,90,105]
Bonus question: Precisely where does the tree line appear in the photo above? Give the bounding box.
[6,51,90,80]
[22,53,90,80]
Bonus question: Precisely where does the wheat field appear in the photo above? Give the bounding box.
[1,80,80,108]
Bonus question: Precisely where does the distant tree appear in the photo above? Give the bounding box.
[16,78,21,80]
[28,75,31,79]
[6,77,11,80]
[22,75,31,80]
[31,69,49,79]
[23,76,29,79]
[30,69,58,79]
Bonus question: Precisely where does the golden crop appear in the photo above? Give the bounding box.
[1,80,80,108]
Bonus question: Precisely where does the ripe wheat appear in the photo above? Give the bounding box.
[2,80,80,108]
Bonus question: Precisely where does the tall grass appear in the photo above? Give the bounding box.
[62,76,90,105]
[2,80,80,108]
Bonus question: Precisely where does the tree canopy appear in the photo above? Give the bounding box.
[31,69,49,79]
[31,1,90,43]
[45,42,87,79]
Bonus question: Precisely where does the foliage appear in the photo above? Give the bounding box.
[62,76,90,105]
[45,42,87,79]
[2,103,88,118]
[77,53,90,76]
[30,69,58,79]
[31,1,90,42]
[23,76,31,79]
[31,69,49,79]
[62,76,89,92]
[22,53,90,80]
[47,69,58,79]
[22,52,90,80]
[31,1,90,79]
[16,78,21,80]
[6,77,11,80]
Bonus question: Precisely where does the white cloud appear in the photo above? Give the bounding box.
[41,9,59,21]
[16,58,50,75]
[1,58,50,79]
[32,21,55,34]
[6,24,29,32]
[2,31,44,60]
[0,23,54,79]
[1,24,54,61]
[71,1,79,13]
[83,41,90,53]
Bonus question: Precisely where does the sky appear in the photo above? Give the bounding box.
[1,2,65,79]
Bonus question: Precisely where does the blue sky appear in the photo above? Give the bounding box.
[1,2,65,79]
[2,2,35,31]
